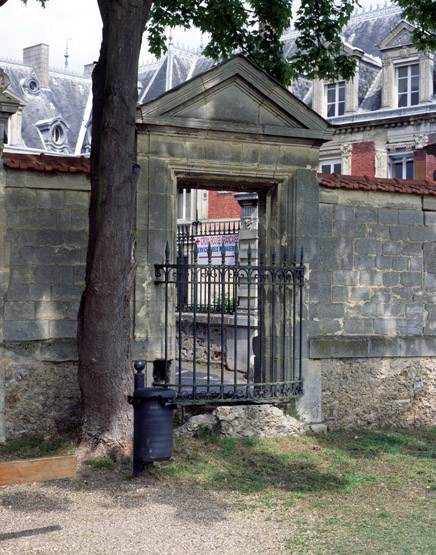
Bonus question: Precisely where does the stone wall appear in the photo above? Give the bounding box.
[310,185,436,428]
[0,166,89,440]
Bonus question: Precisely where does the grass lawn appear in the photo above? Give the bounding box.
[159,427,436,554]
[1,426,436,553]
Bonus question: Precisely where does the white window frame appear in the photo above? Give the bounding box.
[388,152,414,180]
[396,62,419,108]
[325,81,345,117]
[177,188,191,221]
[319,158,342,174]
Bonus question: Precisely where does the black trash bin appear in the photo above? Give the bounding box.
[128,362,176,475]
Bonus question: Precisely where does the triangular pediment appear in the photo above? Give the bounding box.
[378,20,416,51]
[137,55,331,139]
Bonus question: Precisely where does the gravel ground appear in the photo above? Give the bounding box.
[0,468,291,554]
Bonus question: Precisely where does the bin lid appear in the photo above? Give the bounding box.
[133,387,176,400]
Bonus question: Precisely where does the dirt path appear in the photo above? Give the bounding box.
[0,468,291,554]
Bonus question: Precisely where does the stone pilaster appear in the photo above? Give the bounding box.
[381,59,395,108]
[419,51,434,104]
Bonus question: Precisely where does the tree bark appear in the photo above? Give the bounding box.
[77,0,151,458]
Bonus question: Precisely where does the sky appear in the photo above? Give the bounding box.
[0,0,392,75]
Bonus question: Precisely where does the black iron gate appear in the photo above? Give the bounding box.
[155,242,305,404]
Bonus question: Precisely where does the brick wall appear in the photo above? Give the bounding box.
[208,191,241,219]
[351,141,375,176]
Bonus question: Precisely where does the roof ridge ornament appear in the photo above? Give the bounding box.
[0,67,10,93]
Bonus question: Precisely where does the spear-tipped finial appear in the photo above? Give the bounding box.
[300,246,304,265]
[235,243,239,265]
[221,242,226,264]
[194,241,198,264]
[207,242,212,265]
[165,240,170,263]
[247,243,252,265]
[271,245,276,266]
[260,245,265,266]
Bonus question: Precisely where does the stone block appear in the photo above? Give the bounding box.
[4,320,49,340]
[373,318,396,335]
[36,265,64,284]
[422,197,436,211]
[424,212,436,226]
[318,303,344,319]
[400,272,422,288]
[424,243,436,273]
[378,209,398,224]
[319,238,354,270]
[49,320,78,339]
[355,207,376,223]
[383,272,399,287]
[11,266,36,284]
[35,301,67,320]
[64,191,89,208]
[332,270,359,286]
[424,273,436,288]
[371,290,391,302]
[318,205,333,236]
[36,190,63,209]
[6,189,36,209]
[409,257,423,272]
[383,303,405,317]
[318,319,342,334]
[52,284,84,301]
[375,255,393,270]
[408,226,428,242]
[391,286,413,300]
[6,284,50,301]
[37,230,63,246]
[319,190,339,204]
[344,319,374,334]
[54,247,86,265]
[359,302,383,317]
[402,243,423,257]
[71,210,88,230]
[73,266,86,285]
[62,230,88,247]
[6,229,37,246]
[334,206,355,222]
[355,239,381,255]
[392,257,409,271]
[333,221,366,238]
[398,210,423,226]
[367,224,389,240]
[41,340,78,362]
[12,246,57,266]
[359,271,383,286]
[350,287,371,301]
[4,301,35,320]
[390,226,409,241]
[332,286,348,302]
[405,304,423,318]
[397,319,423,335]
[67,303,80,320]
[354,254,376,270]
[382,242,402,255]
[56,211,71,230]
[8,209,56,230]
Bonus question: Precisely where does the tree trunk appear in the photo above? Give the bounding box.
[77,0,151,458]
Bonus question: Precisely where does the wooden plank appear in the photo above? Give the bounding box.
[0,455,76,486]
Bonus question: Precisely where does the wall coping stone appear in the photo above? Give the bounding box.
[310,335,436,359]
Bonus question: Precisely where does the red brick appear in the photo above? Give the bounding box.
[208,191,241,219]
[351,142,375,177]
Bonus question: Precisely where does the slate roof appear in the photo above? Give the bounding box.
[0,59,91,153]
[0,2,433,154]
[318,173,436,196]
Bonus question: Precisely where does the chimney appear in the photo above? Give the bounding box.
[83,63,96,77]
[23,44,49,88]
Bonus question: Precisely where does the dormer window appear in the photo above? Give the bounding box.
[326,82,345,117]
[36,116,70,153]
[397,63,419,107]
